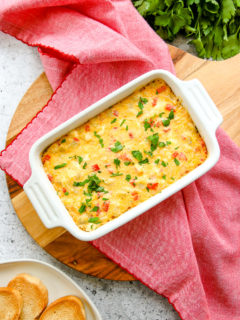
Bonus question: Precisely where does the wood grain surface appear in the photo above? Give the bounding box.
[5,45,240,280]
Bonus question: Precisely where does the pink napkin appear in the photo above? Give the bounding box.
[1,1,240,319]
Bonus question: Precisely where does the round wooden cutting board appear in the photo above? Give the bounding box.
[6,45,240,280]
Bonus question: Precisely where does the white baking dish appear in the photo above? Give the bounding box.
[24,70,222,241]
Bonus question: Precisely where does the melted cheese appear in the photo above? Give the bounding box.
[42,79,207,232]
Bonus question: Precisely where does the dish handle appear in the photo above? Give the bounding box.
[183,79,223,132]
[24,174,62,229]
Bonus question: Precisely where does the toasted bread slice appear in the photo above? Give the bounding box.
[39,295,85,320]
[0,287,23,320]
[8,273,48,320]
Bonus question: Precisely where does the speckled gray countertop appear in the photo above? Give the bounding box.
[0,32,194,320]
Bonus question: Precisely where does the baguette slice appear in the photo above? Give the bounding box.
[8,273,48,320]
[0,287,23,320]
[39,296,86,320]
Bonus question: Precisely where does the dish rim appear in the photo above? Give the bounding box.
[24,69,223,241]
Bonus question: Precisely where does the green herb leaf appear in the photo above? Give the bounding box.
[120,119,126,126]
[132,150,143,161]
[154,159,160,164]
[114,158,121,168]
[124,161,131,166]
[147,133,159,152]
[91,206,99,212]
[77,156,83,164]
[110,172,123,177]
[144,150,153,157]
[102,198,109,201]
[162,175,167,180]
[79,203,86,213]
[83,162,87,169]
[64,192,69,196]
[166,141,171,145]
[144,119,151,131]
[159,112,165,118]
[94,131,104,148]
[168,109,174,120]
[61,138,66,143]
[174,158,180,166]
[162,119,170,127]
[161,161,168,167]
[111,141,124,153]
[126,125,128,131]
[54,163,67,169]
[88,217,101,224]
[111,118,117,124]
[139,158,149,165]
[126,174,131,182]
[159,142,166,148]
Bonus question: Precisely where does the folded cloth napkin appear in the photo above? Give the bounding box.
[0,1,240,319]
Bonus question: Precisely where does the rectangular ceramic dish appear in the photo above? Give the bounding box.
[24,70,222,241]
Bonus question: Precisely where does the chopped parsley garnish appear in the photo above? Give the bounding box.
[168,109,174,120]
[111,118,117,124]
[126,125,128,131]
[154,159,160,164]
[73,179,89,187]
[147,133,159,152]
[74,174,108,194]
[175,146,179,150]
[77,156,83,164]
[111,141,124,153]
[124,161,131,166]
[102,198,109,201]
[144,119,151,131]
[166,141,171,145]
[120,119,126,126]
[91,206,99,212]
[84,191,92,197]
[94,131,104,148]
[159,142,166,148]
[144,150,153,157]
[137,97,148,117]
[64,192,69,196]
[161,161,168,167]
[85,198,92,207]
[88,217,101,224]
[171,177,175,180]
[114,158,120,169]
[83,162,87,169]
[162,119,170,127]
[125,174,131,182]
[61,138,66,143]
[146,187,150,192]
[159,112,165,118]
[111,172,123,177]
[162,175,167,180]
[132,150,143,161]
[79,203,86,214]
[141,97,148,103]
[174,158,180,166]
[54,163,67,169]
[139,158,149,165]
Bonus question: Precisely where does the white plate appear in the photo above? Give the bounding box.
[0,259,102,320]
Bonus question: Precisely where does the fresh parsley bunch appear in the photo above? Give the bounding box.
[132,0,240,60]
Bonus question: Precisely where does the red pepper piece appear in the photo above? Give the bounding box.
[85,124,90,132]
[156,85,166,94]
[102,201,110,212]
[165,104,176,111]
[92,164,100,171]
[42,154,51,164]
[73,137,79,141]
[147,183,158,190]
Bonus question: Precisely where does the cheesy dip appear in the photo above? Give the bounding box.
[42,79,207,232]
